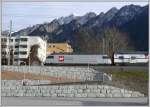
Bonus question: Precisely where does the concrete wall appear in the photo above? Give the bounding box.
[1,80,144,98]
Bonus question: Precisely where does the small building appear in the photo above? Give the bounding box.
[1,36,47,65]
[46,43,73,55]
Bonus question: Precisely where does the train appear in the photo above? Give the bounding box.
[44,52,149,65]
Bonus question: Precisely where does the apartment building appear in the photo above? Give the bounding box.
[47,43,73,55]
[1,36,47,65]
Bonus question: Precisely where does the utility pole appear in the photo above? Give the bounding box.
[8,20,12,65]
[10,20,14,65]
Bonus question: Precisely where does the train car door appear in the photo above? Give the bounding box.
[130,56,137,63]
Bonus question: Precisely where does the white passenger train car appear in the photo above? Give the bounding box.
[114,52,149,64]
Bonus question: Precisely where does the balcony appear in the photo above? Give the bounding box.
[15,41,28,45]
[1,48,9,52]
[14,54,28,59]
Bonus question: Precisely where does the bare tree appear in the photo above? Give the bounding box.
[10,49,14,65]
[74,28,102,53]
[102,27,129,65]
[26,45,42,65]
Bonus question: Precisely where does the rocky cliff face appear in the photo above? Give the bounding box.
[8,4,148,52]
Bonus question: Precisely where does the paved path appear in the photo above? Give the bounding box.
[2,97,148,106]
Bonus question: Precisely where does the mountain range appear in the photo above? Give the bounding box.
[4,4,148,52]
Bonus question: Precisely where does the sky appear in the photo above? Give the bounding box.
[2,2,148,32]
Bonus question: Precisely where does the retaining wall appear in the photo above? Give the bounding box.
[1,80,144,98]
[1,66,112,81]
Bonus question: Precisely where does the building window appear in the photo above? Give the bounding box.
[14,59,19,61]
[19,45,27,48]
[20,38,28,41]
[1,45,7,48]
[14,52,19,55]
[19,52,27,55]
[15,45,27,48]
[53,45,55,48]
[15,46,19,48]
[15,38,28,42]
[2,38,7,42]
[2,52,7,55]
[9,39,13,42]
[10,46,13,49]
[15,39,19,42]
[15,58,26,62]
[14,51,27,55]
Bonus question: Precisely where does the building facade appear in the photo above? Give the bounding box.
[47,43,73,55]
[1,36,47,65]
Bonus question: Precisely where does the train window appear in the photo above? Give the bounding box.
[103,56,109,59]
[47,56,54,59]
[131,56,136,59]
[119,56,124,59]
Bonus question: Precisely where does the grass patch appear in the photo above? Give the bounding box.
[104,70,148,96]
[110,71,148,81]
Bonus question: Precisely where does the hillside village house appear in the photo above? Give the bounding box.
[47,43,73,55]
[1,36,47,65]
